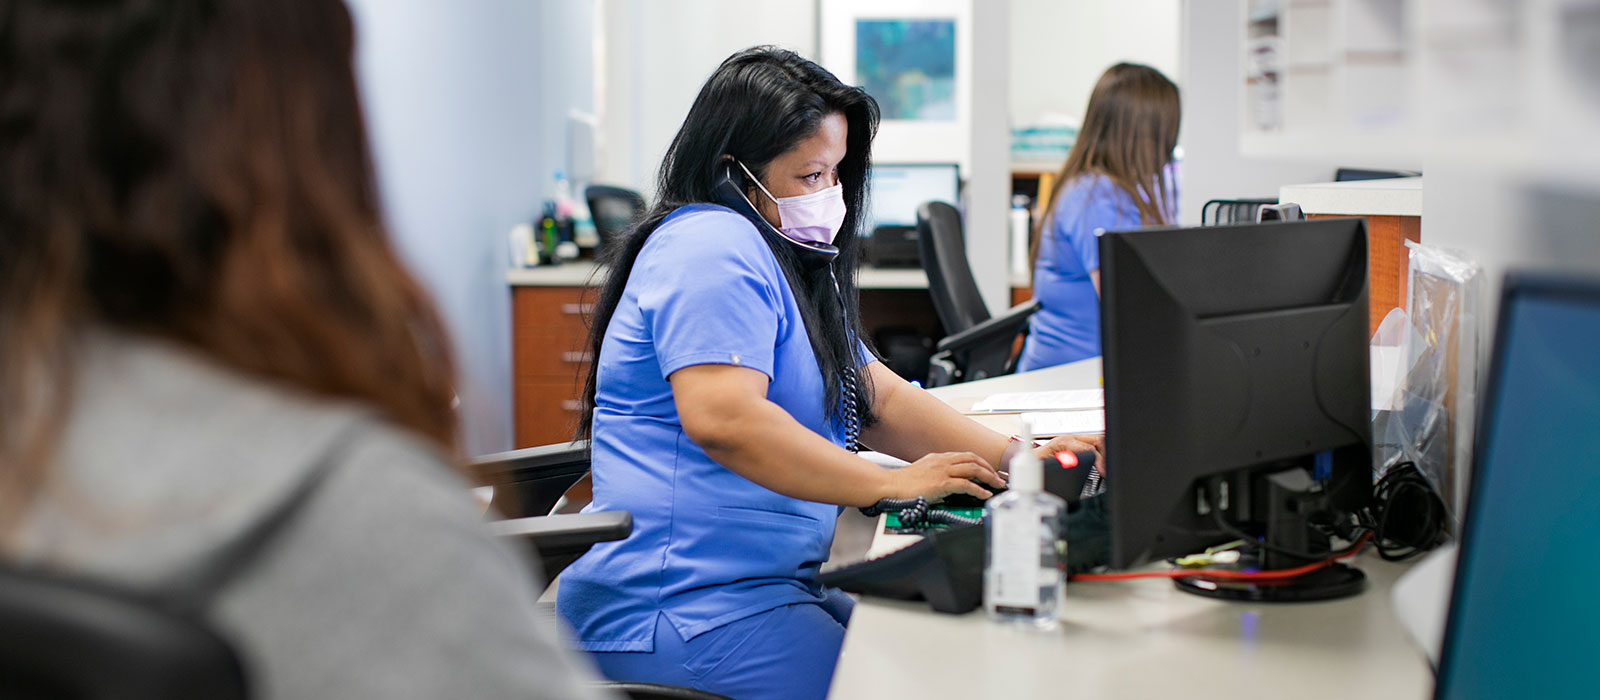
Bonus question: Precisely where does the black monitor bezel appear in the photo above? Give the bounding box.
[1433,272,1600,699]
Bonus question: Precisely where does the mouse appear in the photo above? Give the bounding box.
[939,486,1006,510]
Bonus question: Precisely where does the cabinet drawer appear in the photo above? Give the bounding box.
[513,286,594,338]
[513,378,586,448]
[514,337,593,380]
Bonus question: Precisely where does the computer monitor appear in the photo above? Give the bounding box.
[866,163,960,233]
[1100,218,1373,601]
[1434,273,1600,700]
[1334,167,1420,182]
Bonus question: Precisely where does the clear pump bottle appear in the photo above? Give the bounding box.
[984,425,1068,629]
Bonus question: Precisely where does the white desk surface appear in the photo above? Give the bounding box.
[507,263,1029,291]
[829,358,1432,699]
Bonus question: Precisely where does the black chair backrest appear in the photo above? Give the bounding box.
[585,185,646,252]
[0,566,248,700]
[916,201,991,335]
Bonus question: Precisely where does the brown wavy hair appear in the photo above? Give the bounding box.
[0,0,461,524]
[1032,63,1180,264]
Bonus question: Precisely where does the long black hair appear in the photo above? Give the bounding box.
[579,46,880,440]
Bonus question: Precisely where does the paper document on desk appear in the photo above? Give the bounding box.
[1019,410,1104,437]
[970,389,1103,413]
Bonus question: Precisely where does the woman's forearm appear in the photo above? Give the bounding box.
[670,363,894,507]
[858,362,1012,467]
[691,397,896,508]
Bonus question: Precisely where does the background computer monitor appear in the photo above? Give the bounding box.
[1334,167,1421,182]
[1099,218,1373,600]
[1435,274,1600,700]
[866,163,960,233]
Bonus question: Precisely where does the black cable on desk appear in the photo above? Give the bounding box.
[861,497,984,529]
[1364,461,1450,561]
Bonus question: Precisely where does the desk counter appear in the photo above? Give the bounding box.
[507,263,1030,291]
[831,553,1428,699]
[829,359,1431,699]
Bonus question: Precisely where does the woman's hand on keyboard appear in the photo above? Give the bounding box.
[1037,434,1107,475]
[885,451,1006,501]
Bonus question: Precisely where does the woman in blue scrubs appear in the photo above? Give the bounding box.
[1017,63,1181,371]
[557,47,1101,699]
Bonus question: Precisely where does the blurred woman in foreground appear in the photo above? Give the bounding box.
[0,2,606,697]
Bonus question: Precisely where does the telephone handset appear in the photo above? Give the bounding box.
[711,162,840,262]
[711,162,859,452]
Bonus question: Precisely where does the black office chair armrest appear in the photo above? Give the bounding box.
[602,681,735,700]
[492,511,631,581]
[470,440,590,480]
[490,511,631,552]
[934,299,1039,355]
[471,441,591,518]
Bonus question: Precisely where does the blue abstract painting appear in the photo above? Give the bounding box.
[856,19,956,121]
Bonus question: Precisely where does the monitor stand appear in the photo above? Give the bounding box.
[1175,468,1368,602]
[1174,561,1367,602]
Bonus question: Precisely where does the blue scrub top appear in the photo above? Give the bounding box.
[557,203,869,653]
[1017,173,1176,371]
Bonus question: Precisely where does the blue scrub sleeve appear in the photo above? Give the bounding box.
[635,218,784,381]
[1069,194,1121,273]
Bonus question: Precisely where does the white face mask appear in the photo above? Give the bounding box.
[738,160,847,246]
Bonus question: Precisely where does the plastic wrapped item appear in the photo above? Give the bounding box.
[1371,242,1482,531]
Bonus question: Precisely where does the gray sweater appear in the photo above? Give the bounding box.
[12,334,613,700]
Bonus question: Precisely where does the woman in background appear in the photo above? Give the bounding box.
[1017,62,1181,371]
[0,2,606,698]
[560,46,1100,700]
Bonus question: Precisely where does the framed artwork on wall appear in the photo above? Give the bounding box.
[821,0,972,170]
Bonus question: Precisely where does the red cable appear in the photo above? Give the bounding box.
[1069,532,1374,583]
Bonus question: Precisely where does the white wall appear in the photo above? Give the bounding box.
[1010,0,1182,129]
[1413,0,1600,322]
[533,3,598,195]
[597,0,818,194]
[348,1,592,455]
[969,0,1014,312]
[1177,1,1336,225]
[1420,166,1600,342]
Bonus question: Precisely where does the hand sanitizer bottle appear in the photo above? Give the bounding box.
[984,424,1067,630]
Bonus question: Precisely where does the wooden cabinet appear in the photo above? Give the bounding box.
[1309,213,1421,336]
[1010,286,1033,306]
[511,286,594,447]
[1280,178,1423,336]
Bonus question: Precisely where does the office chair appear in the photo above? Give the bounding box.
[585,184,646,254]
[471,440,626,580]
[0,564,726,700]
[916,201,1040,387]
[472,442,734,700]
[0,564,249,699]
